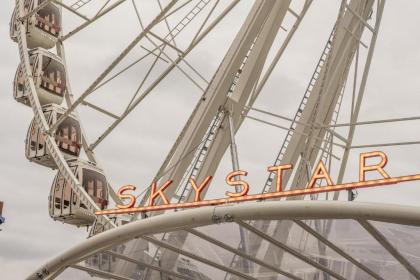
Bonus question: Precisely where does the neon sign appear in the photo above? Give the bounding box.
[95,151,420,215]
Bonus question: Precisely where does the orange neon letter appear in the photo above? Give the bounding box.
[117,185,137,209]
[225,170,249,198]
[307,161,334,189]
[267,164,293,192]
[189,176,212,202]
[359,151,390,181]
[149,180,173,206]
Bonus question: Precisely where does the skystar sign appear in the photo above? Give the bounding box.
[96,151,420,215]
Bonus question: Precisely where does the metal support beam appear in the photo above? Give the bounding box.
[294,220,384,280]
[343,26,368,48]
[140,46,169,63]
[245,0,312,110]
[160,0,194,22]
[81,100,119,119]
[26,201,420,279]
[86,1,238,152]
[350,140,420,149]
[332,0,385,202]
[85,1,240,160]
[245,115,346,151]
[322,115,420,128]
[227,111,253,275]
[48,0,177,135]
[228,111,241,186]
[344,3,375,33]
[53,0,89,21]
[246,106,349,144]
[148,31,185,55]
[141,236,258,280]
[106,250,194,280]
[61,0,127,41]
[70,264,133,280]
[236,220,346,280]
[359,219,420,279]
[95,0,111,16]
[187,229,302,280]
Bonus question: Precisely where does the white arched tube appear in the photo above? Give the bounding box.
[27,200,420,279]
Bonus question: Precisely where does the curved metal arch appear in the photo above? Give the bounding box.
[27,201,420,279]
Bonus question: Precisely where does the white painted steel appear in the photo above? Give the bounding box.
[26,201,420,279]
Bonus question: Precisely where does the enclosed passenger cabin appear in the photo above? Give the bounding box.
[14,48,66,106]
[49,160,109,226]
[10,0,62,49]
[26,104,81,168]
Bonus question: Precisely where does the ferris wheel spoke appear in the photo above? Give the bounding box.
[139,45,169,63]
[156,0,178,47]
[163,0,306,210]
[61,0,127,41]
[142,0,223,86]
[147,36,206,92]
[124,44,170,112]
[48,0,178,135]
[332,0,386,202]
[245,106,348,146]
[182,58,210,84]
[95,0,112,17]
[192,2,217,43]
[131,0,212,88]
[86,1,241,151]
[53,0,89,21]
[160,0,194,22]
[92,50,163,94]
[56,0,218,138]
[245,0,312,110]
[81,100,120,120]
[69,0,93,10]
[148,31,185,55]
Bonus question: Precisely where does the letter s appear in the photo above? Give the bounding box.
[225,170,249,198]
[117,185,137,209]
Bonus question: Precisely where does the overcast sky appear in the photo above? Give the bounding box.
[1,1,420,279]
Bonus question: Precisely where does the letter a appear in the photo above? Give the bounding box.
[307,161,333,189]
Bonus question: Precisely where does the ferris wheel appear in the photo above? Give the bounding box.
[11,0,420,279]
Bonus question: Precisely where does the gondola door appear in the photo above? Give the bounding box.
[63,165,78,218]
[26,111,50,159]
[54,112,81,157]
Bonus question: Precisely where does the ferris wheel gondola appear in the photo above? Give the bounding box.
[10,0,61,50]
[14,48,66,106]
[26,104,81,168]
[49,159,109,226]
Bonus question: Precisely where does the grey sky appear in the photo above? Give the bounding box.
[1,1,420,279]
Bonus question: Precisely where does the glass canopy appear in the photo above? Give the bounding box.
[44,201,420,280]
